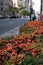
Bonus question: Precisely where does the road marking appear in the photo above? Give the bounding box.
[9,21,14,23]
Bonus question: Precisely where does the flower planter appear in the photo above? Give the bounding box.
[0,20,43,65]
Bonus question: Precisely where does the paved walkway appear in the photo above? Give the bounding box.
[0,26,20,38]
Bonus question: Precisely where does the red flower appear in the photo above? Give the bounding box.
[12,49,17,56]
[12,51,16,56]
[27,39,31,43]
[13,35,18,39]
[39,26,43,29]
[2,39,8,43]
[6,43,12,47]
[7,46,13,51]
[0,50,2,53]
[24,44,28,48]
[18,43,23,48]
[0,50,2,55]
[0,61,2,65]
[32,51,36,56]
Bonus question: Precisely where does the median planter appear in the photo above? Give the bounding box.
[0,20,43,65]
[19,20,43,35]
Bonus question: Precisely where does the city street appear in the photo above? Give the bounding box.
[0,18,29,36]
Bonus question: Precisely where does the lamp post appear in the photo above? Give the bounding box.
[30,0,32,21]
[40,0,42,14]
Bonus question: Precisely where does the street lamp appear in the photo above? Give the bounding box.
[40,0,42,14]
[30,0,32,21]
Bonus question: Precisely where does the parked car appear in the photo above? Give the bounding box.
[0,15,3,19]
[9,15,17,19]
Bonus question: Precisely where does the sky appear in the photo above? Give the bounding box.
[32,0,41,14]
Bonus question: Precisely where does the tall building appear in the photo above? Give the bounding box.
[18,0,29,8]
[13,0,18,7]
[0,0,13,15]
[25,0,30,11]
[17,0,23,8]
[12,0,25,8]
[13,0,30,11]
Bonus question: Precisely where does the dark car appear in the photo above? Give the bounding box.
[9,15,17,19]
[0,15,3,19]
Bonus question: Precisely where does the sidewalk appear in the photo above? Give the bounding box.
[0,26,20,38]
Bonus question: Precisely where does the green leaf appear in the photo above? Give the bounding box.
[22,55,33,65]
[40,34,43,43]
[28,63,32,65]
[39,59,43,64]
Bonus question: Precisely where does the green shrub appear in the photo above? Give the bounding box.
[21,10,30,16]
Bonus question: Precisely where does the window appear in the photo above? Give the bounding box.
[1,2,3,5]
[1,7,3,11]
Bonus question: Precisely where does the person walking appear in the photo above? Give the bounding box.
[30,6,36,21]
[30,6,33,21]
[32,12,36,21]
[40,15,43,20]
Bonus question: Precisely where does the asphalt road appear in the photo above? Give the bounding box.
[0,18,29,35]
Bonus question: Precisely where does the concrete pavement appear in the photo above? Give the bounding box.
[0,18,29,35]
[0,26,20,38]
[0,18,29,38]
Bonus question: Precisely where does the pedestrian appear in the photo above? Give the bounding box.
[32,13,36,21]
[30,6,34,21]
[30,6,36,21]
[40,15,43,20]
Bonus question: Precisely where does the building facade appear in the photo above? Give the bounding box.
[25,0,30,11]
[13,0,18,7]
[12,0,30,11]
[17,0,26,8]
[18,0,30,11]
[0,0,13,16]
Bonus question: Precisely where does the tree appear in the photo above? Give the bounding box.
[8,6,19,16]
[21,10,30,16]
[13,7,19,13]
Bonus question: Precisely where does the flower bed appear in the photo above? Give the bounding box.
[20,20,43,35]
[0,20,43,65]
